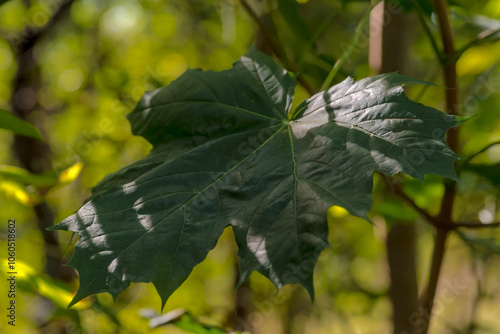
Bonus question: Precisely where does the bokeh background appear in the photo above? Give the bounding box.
[0,0,500,333]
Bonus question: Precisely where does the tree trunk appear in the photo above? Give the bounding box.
[10,0,76,282]
[369,2,420,333]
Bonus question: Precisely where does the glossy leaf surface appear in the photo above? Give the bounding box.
[50,47,462,308]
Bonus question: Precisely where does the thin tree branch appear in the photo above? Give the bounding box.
[383,176,439,226]
[446,221,500,229]
[239,0,315,96]
[11,0,76,282]
[384,174,500,231]
[418,227,449,332]
[14,0,75,55]
[446,27,500,67]
[417,1,459,332]
[384,175,500,231]
[372,7,421,330]
[239,0,282,58]
[458,140,500,172]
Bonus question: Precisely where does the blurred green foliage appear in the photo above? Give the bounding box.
[0,0,499,333]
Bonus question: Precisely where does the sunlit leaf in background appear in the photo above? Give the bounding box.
[0,179,39,205]
[1,260,90,310]
[0,162,83,207]
[58,161,84,184]
[0,162,82,186]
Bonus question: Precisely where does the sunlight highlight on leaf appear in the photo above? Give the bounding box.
[36,276,90,310]
[329,205,350,218]
[58,161,84,184]
[51,47,462,309]
[0,179,39,205]
[458,44,500,75]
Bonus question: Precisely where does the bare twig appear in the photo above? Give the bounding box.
[446,27,500,66]
[383,176,440,226]
[446,221,500,229]
[458,140,500,172]
[14,0,75,55]
[11,0,76,282]
[384,176,500,230]
[419,227,449,331]
[239,0,282,58]
[417,1,459,332]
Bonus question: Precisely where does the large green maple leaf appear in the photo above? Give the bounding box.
[50,47,462,309]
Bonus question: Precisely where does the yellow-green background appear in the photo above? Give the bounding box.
[1,0,500,333]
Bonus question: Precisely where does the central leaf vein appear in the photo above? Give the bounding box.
[79,125,287,295]
[288,127,299,243]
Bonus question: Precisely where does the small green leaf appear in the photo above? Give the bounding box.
[0,162,83,188]
[0,108,44,141]
[0,165,58,187]
[50,47,462,309]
